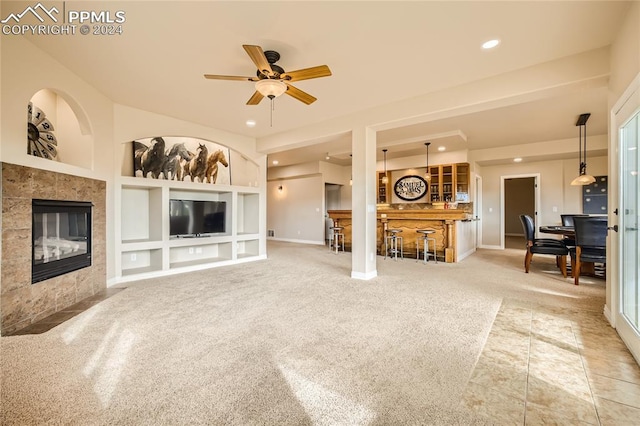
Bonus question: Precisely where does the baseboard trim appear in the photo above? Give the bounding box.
[351,270,377,280]
[267,237,324,245]
[457,248,476,261]
[479,244,503,250]
[603,304,614,327]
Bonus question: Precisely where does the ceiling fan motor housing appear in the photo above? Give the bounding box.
[257,63,284,79]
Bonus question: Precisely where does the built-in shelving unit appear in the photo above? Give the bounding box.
[115,176,263,283]
[425,163,470,203]
[377,171,390,204]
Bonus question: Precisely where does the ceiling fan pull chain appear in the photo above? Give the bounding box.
[270,98,274,127]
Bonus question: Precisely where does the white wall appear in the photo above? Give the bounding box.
[477,155,607,247]
[267,176,325,244]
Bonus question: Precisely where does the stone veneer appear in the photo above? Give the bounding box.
[1,163,106,335]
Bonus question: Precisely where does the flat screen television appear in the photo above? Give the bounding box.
[169,199,226,237]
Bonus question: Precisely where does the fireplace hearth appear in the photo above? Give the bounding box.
[32,199,92,284]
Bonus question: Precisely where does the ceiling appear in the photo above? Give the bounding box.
[11,1,632,167]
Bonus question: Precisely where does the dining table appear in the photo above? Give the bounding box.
[539,225,575,236]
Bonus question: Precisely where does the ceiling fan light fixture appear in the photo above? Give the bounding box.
[255,79,287,98]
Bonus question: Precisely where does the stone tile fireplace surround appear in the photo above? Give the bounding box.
[1,163,106,335]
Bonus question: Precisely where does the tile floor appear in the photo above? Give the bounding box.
[8,288,125,336]
[461,299,640,425]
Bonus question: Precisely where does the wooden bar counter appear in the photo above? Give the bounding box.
[327,208,470,263]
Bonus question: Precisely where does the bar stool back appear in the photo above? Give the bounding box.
[385,229,404,260]
[416,229,437,263]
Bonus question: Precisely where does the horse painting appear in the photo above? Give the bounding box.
[164,142,193,181]
[133,137,230,184]
[135,137,167,179]
[182,143,209,183]
[205,149,229,184]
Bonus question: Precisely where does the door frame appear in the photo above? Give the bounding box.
[608,72,640,363]
[500,173,540,250]
[474,174,483,248]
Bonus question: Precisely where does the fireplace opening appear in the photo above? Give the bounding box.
[32,199,92,284]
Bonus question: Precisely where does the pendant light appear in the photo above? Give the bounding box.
[571,113,596,186]
[424,142,432,182]
[381,149,389,184]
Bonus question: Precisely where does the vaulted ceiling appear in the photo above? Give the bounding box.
[13,1,633,166]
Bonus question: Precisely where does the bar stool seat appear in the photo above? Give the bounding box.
[330,226,344,254]
[416,229,437,263]
[385,229,404,260]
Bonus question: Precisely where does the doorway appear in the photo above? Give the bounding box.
[502,175,539,249]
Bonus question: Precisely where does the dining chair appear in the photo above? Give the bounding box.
[519,214,569,277]
[560,214,589,227]
[570,216,607,285]
[560,214,588,246]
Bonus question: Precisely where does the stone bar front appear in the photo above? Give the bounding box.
[327,208,470,262]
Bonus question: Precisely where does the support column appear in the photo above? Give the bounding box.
[351,126,378,279]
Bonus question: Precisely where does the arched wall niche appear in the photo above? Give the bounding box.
[121,136,260,187]
[28,88,93,169]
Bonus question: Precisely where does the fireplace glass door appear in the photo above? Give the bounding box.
[32,199,92,283]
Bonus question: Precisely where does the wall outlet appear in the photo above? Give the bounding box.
[195,247,202,254]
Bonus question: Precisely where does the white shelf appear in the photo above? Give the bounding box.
[121,240,164,251]
[237,239,259,258]
[116,176,263,284]
[168,235,232,247]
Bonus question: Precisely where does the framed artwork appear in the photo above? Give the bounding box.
[394,175,428,201]
[132,136,231,185]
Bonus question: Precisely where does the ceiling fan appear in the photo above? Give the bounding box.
[204,45,332,105]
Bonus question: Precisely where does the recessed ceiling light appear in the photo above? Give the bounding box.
[246,119,256,127]
[272,160,279,165]
[438,146,446,152]
[514,157,522,162]
[482,39,500,50]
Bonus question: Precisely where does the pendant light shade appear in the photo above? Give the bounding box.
[424,142,432,182]
[571,113,595,186]
[381,149,389,184]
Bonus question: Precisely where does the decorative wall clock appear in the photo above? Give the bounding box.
[394,175,428,201]
[27,102,58,160]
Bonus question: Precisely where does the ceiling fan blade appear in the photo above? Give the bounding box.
[243,45,273,77]
[282,65,332,82]
[246,91,265,105]
[204,74,257,81]
[284,83,317,105]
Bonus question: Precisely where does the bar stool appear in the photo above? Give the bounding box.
[330,226,344,254]
[385,229,403,260]
[416,229,437,263]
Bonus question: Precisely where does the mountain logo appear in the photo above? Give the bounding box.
[1,2,59,24]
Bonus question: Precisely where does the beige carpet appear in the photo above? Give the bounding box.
[1,241,606,425]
